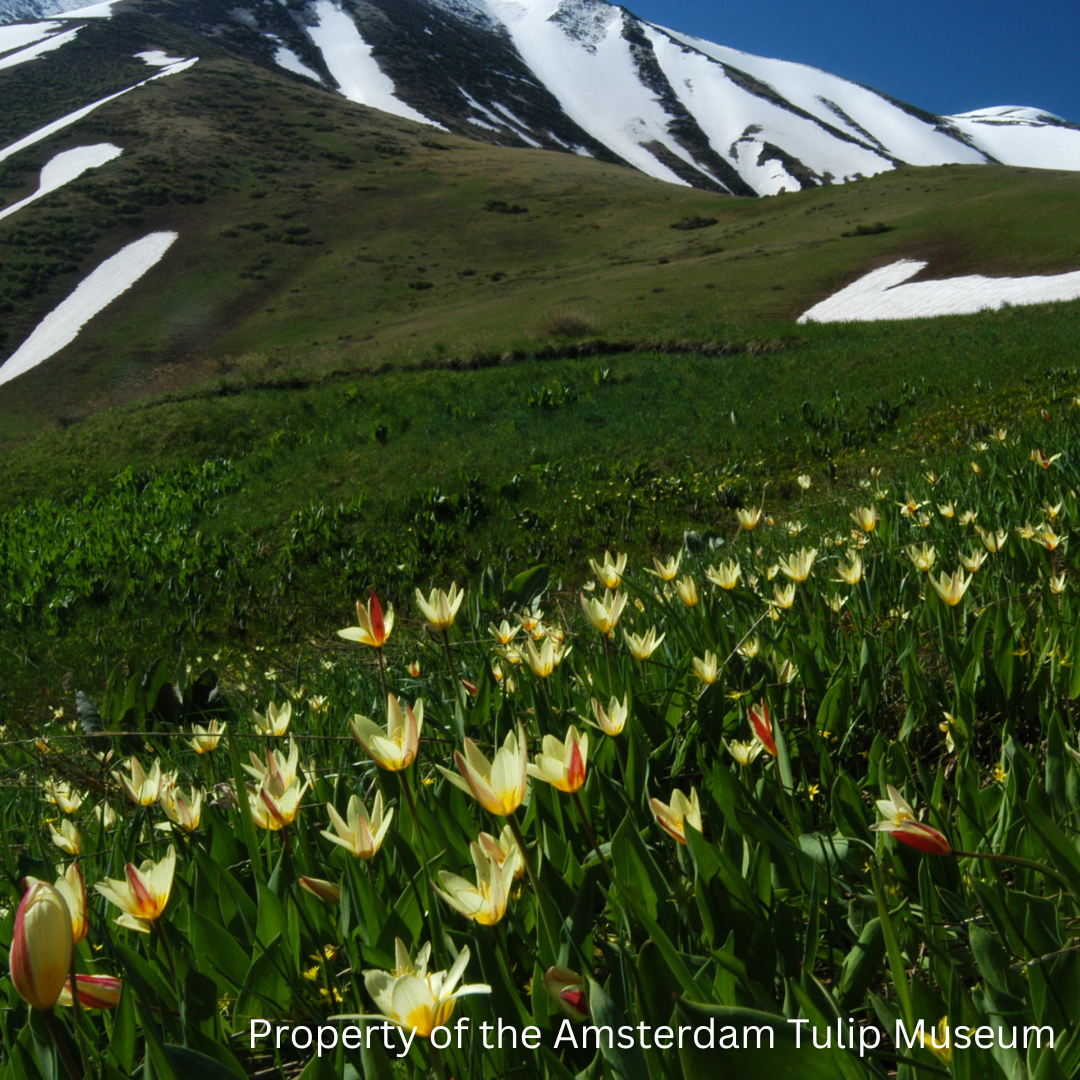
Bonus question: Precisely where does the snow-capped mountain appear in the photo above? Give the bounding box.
[2,0,1079,195]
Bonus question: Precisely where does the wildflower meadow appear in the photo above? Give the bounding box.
[3,421,1080,1080]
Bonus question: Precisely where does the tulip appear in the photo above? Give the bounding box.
[351,694,423,772]
[95,846,176,932]
[415,584,465,631]
[10,881,73,1011]
[438,723,529,816]
[113,756,162,807]
[673,574,699,609]
[871,784,951,855]
[94,802,117,832]
[897,492,927,518]
[589,550,627,589]
[623,626,665,662]
[772,581,796,610]
[489,619,520,645]
[649,553,681,581]
[724,739,764,767]
[772,653,798,685]
[929,569,971,607]
[544,967,589,1021]
[1034,525,1063,551]
[827,593,848,613]
[778,547,817,583]
[1031,449,1062,469]
[649,787,702,844]
[589,694,628,736]
[836,550,862,585]
[976,526,1006,553]
[251,778,309,831]
[338,588,394,648]
[159,785,203,833]
[59,974,122,1010]
[42,780,84,815]
[49,819,82,855]
[749,698,777,757]
[737,636,760,660]
[1050,572,1067,594]
[299,877,342,905]
[322,791,393,859]
[938,501,955,519]
[796,474,811,491]
[407,660,422,677]
[735,506,762,531]
[851,506,879,533]
[525,637,569,679]
[363,939,491,1039]
[434,842,515,926]
[705,559,741,590]
[959,548,988,573]
[54,863,88,946]
[691,651,719,685]
[188,720,226,755]
[580,589,627,637]
[528,727,588,794]
[477,825,524,880]
[244,742,301,797]
[252,700,292,737]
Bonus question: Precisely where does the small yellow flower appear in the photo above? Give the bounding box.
[918,1016,952,1066]
[623,626,665,662]
[323,791,393,860]
[827,593,847,613]
[338,589,394,649]
[439,724,529,816]
[434,843,515,925]
[94,847,176,933]
[970,461,982,475]
[806,783,820,802]
[351,694,423,772]
[897,492,928,518]
[525,637,570,679]
[42,780,84,815]
[1033,525,1063,551]
[992,764,1008,785]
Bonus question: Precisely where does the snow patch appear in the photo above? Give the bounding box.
[52,0,119,17]
[798,259,1080,324]
[0,24,80,70]
[273,44,321,82]
[0,143,121,221]
[0,231,178,389]
[307,1,442,127]
[0,21,62,53]
[0,57,197,165]
[135,49,186,66]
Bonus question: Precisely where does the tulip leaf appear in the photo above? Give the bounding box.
[161,1045,241,1080]
[1020,801,1080,899]
[675,999,869,1080]
[586,978,651,1080]
[837,918,885,1012]
[235,932,293,1018]
[502,564,549,608]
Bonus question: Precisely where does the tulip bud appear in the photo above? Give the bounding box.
[544,967,589,1020]
[299,877,342,905]
[59,974,122,1009]
[10,881,73,1010]
[54,863,88,946]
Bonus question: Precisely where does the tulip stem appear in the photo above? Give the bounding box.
[42,1009,82,1080]
[571,791,614,883]
[442,631,459,693]
[375,647,388,701]
[953,849,1072,890]
[507,812,562,955]
[67,954,89,1070]
[429,1042,447,1080]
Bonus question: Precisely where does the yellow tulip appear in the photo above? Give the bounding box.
[835,550,862,585]
[580,589,627,636]
[691,651,719,685]
[250,778,309,832]
[113,756,162,807]
[415,584,465,630]
[736,636,760,660]
[252,700,292,737]
[976,527,1007,553]
[477,825,524,880]
[723,739,763,767]
[772,581,796,610]
[797,474,811,491]
[488,619,520,646]
[673,575,699,607]
[589,550,627,589]
[94,846,176,933]
[649,553,681,581]
[434,842,515,926]
[959,548,988,573]
[527,726,588,794]
[649,787,702,844]
[623,626,665,661]
[525,637,569,679]
[929,569,971,607]
[338,588,393,648]
[361,939,490,1040]
[53,863,88,946]
[49,820,82,856]
[1050,572,1067,594]
[705,559,741,590]
[299,877,342,905]
[851,506,879,533]
[908,543,936,572]
[588,694,628,736]
[439,723,529,816]
[10,881,72,1010]
[351,694,423,772]
[188,720,226,754]
[243,742,301,797]
[938,501,955,519]
[159,785,203,833]
[778,547,817,583]
[42,780,84,815]
[735,506,762,530]
[322,791,393,860]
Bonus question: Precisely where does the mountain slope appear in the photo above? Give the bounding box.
[3,0,1079,196]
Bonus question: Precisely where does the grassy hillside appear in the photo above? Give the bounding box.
[2,11,1080,439]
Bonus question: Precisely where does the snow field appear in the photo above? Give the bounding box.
[0,21,62,53]
[0,232,179,389]
[0,25,81,71]
[0,143,121,221]
[798,260,1080,324]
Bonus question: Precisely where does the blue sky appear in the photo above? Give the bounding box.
[630,0,1080,121]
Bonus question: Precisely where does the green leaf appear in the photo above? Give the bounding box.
[675,998,869,1080]
[192,910,252,990]
[586,978,651,1080]
[161,1045,242,1080]
[1020,800,1080,899]
[837,918,885,1012]
[502,564,550,607]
